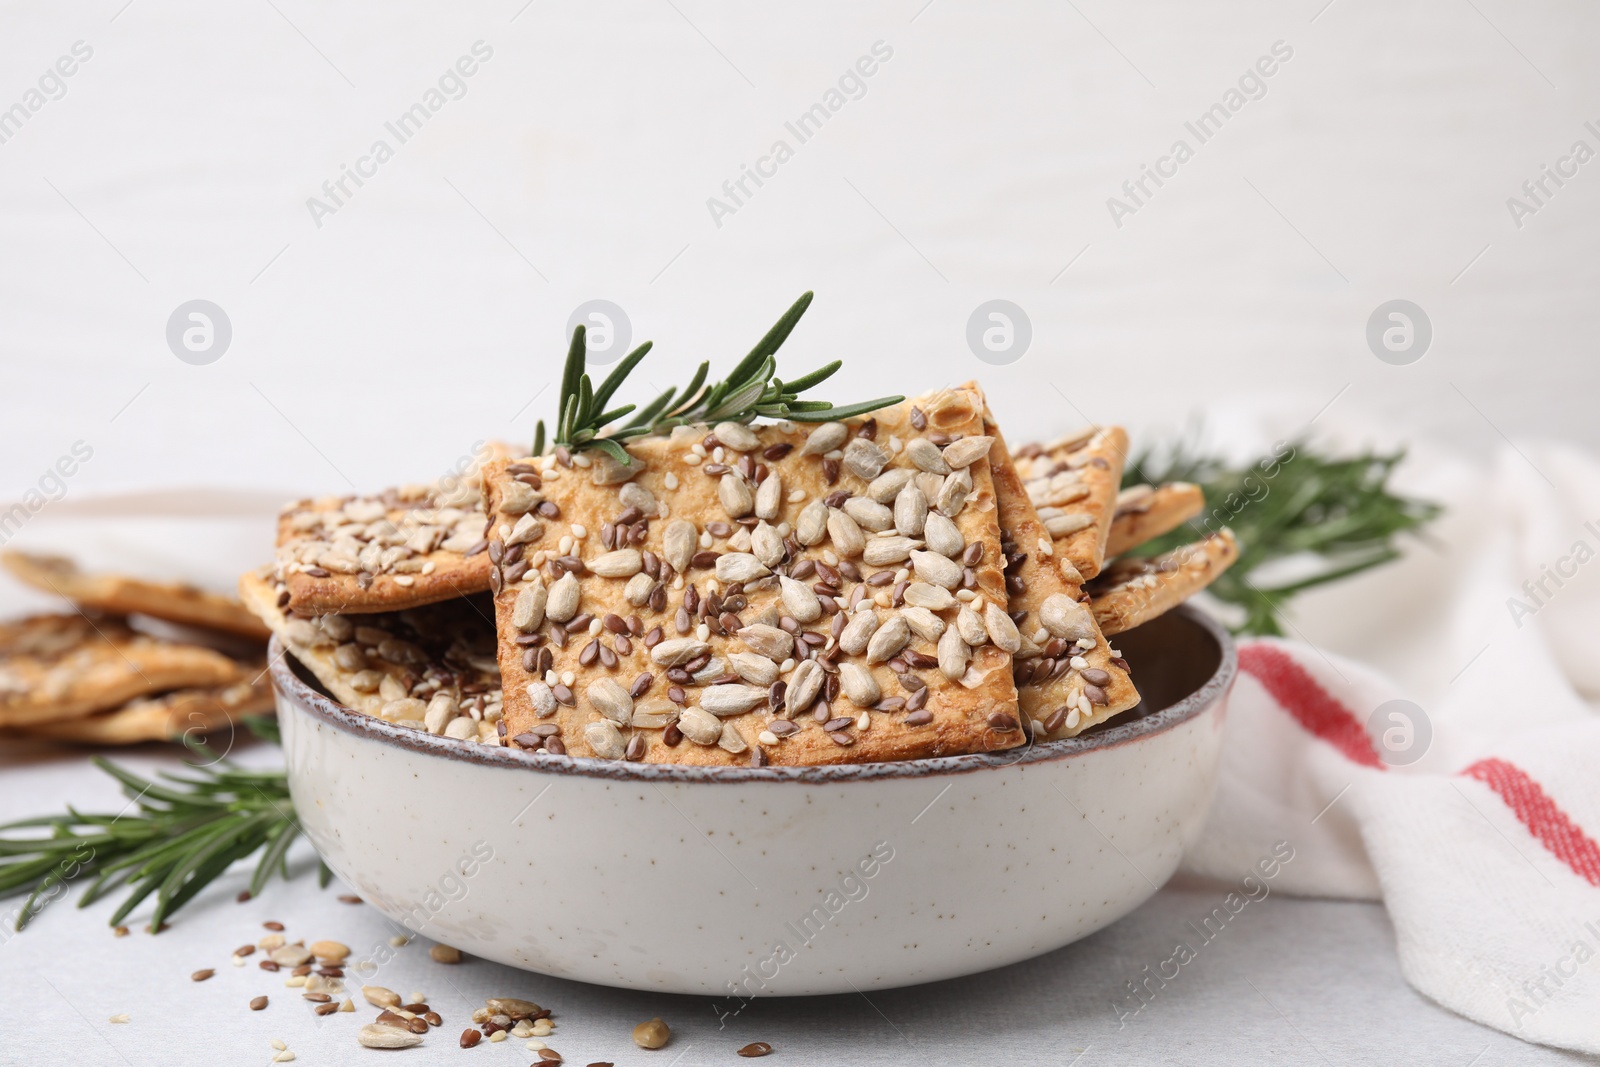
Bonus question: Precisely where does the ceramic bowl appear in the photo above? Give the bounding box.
[272,605,1235,996]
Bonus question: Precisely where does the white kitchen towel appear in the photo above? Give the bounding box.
[1183,635,1600,1053]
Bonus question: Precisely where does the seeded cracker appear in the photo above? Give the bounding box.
[487,383,1023,766]
[1105,482,1206,559]
[239,569,504,741]
[1013,426,1128,580]
[273,443,513,616]
[20,673,273,745]
[0,614,243,728]
[1087,529,1239,636]
[983,415,1141,739]
[2,550,271,640]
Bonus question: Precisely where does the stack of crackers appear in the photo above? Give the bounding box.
[0,552,274,745]
[241,385,1236,766]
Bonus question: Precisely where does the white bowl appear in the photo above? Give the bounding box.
[273,606,1235,996]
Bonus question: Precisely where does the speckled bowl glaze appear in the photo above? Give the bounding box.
[272,605,1235,996]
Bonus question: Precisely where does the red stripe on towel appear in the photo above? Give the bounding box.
[1238,643,1384,769]
[1462,758,1600,888]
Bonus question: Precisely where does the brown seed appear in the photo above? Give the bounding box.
[314,1001,339,1016]
[1080,667,1112,686]
[234,944,256,957]
[429,944,462,964]
[303,992,332,1003]
[460,1028,481,1048]
[663,722,683,746]
[738,1041,775,1057]
[905,709,933,726]
[260,960,280,972]
[633,1016,672,1049]
[113,925,130,937]
[191,969,215,982]
[250,995,269,1011]
[987,712,1020,731]
[262,920,285,931]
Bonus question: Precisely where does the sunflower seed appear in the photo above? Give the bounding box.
[586,678,634,724]
[665,707,713,746]
[651,638,711,666]
[718,721,749,754]
[632,698,679,729]
[753,471,783,521]
[893,484,928,537]
[424,694,458,734]
[842,438,890,480]
[842,496,894,532]
[838,663,881,707]
[800,421,849,456]
[911,550,963,589]
[1040,594,1097,642]
[1044,512,1096,536]
[587,548,643,579]
[902,582,956,610]
[738,624,793,661]
[862,535,921,567]
[795,499,828,545]
[728,651,780,686]
[584,720,626,760]
[663,519,698,573]
[751,522,785,567]
[779,575,823,623]
[865,615,911,664]
[905,436,950,474]
[826,508,866,558]
[942,435,993,469]
[505,513,544,548]
[865,467,914,504]
[920,511,964,558]
[619,481,655,512]
[901,605,946,642]
[936,468,972,516]
[359,1024,422,1049]
[784,660,825,716]
[523,679,558,718]
[716,553,770,583]
[956,605,989,646]
[498,481,541,515]
[838,609,880,655]
[985,601,1022,653]
[937,627,971,680]
[624,573,656,607]
[719,473,755,518]
[701,684,769,716]
[546,572,581,623]
[714,421,761,452]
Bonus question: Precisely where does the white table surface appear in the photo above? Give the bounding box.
[2,737,1592,1067]
[4,0,1599,1061]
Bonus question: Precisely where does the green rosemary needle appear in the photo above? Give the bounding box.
[1124,436,1441,636]
[534,292,904,465]
[0,745,319,932]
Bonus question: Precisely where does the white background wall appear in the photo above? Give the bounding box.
[2,0,1596,506]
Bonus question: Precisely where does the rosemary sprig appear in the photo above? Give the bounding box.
[0,748,316,932]
[1125,436,1441,636]
[534,292,904,465]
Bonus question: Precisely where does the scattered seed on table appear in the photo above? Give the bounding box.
[337,894,363,905]
[250,996,269,1011]
[191,969,215,982]
[112,926,129,938]
[460,1029,481,1048]
[262,921,284,931]
[632,1017,671,1049]
[429,944,462,964]
[738,1042,774,1057]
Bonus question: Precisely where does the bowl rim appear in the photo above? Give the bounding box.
[270,604,1235,784]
